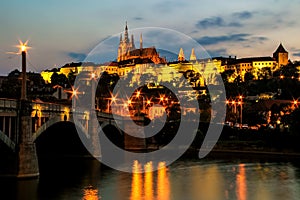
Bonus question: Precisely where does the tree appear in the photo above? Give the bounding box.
[51,72,69,87]
[244,72,254,83]
[67,70,76,86]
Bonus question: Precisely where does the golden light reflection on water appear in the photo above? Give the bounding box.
[202,165,224,200]
[82,186,99,200]
[157,162,170,200]
[130,160,170,200]
[236,164,247,200]
[79,161,298,200]
[144,162,154,200]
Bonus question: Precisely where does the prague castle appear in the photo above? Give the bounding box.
[41,23,291,85]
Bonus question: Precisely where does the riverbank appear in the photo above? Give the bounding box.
[183,146,300,161]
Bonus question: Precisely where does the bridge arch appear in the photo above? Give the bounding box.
[32,115,87,142]
[100,122,124,149]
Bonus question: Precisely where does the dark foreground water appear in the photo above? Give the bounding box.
[1,156,300,200]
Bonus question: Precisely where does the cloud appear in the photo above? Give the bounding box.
[206,48,229,57]
[293,52,300,57]
[233,11,253,20]
[133,17,143,21]
[196,33,251,45]
[251,36,268,43]
[67,52,87,61]
[196,11,254,29]
[196,16,242,29]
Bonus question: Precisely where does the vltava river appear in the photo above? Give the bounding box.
[1,156,300,200]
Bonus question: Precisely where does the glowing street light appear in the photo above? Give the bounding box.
[292,99,299,109]
[17,40,30,53]
[91,72,96,79]
[280,75,284,79]
[128,99,132,105]
[17,40,30,100]
[136,90,140,98]
[293,100,298,105]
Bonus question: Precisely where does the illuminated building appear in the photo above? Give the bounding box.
[178,48,185,61]
[117,22,166,64]
[190,48,197,61]
[273,43,289,67]
[235,57,276,80]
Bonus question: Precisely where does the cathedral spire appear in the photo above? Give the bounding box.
[131,34,135,49]
[119,33,122,42]
[140,33,143,49]
[124,21,129,43]
[178,48,185,61]
[190,48,197,61]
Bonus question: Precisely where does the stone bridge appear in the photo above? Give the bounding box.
[0,98,145,178]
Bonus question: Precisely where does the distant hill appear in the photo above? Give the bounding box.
[157,49,178,62]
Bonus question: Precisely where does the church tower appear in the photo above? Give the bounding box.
[273,43,289,67]
[124,21,129,43]
[190,48,197,61]
[178,48,185,61]
[140,33,143,50]
[118,22,136,62]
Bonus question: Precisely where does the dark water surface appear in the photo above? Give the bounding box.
[1,156,300,200]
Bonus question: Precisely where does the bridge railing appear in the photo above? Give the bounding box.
[31,102,70,113]
[0,98,18,110]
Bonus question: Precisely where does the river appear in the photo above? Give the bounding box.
[0,156,300,200]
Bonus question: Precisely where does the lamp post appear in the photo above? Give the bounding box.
[18,41,29,100]
[90,72,97,110]
[293,99,298,108]
[238,95,243,125]
[226,97,243,124]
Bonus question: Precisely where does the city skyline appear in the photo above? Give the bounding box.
[1,0,300,75]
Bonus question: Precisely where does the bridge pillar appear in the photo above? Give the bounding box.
[124,117,146,150]
[16,100,39,178]
[89,114,101,158]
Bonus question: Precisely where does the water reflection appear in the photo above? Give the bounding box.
[157,162,170,200]
[236,164,247,200]
[1,158,298,200]
[130,161,170,200]
[82,186,99,200]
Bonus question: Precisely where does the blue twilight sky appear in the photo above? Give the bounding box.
[1,0,300,75]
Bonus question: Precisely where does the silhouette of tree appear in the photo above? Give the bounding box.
[51,72,69,87]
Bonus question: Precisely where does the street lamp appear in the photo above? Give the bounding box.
[17,40,30,100]
[90,72,97,110]
[238,95,243,125]
[292,98,299,109]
